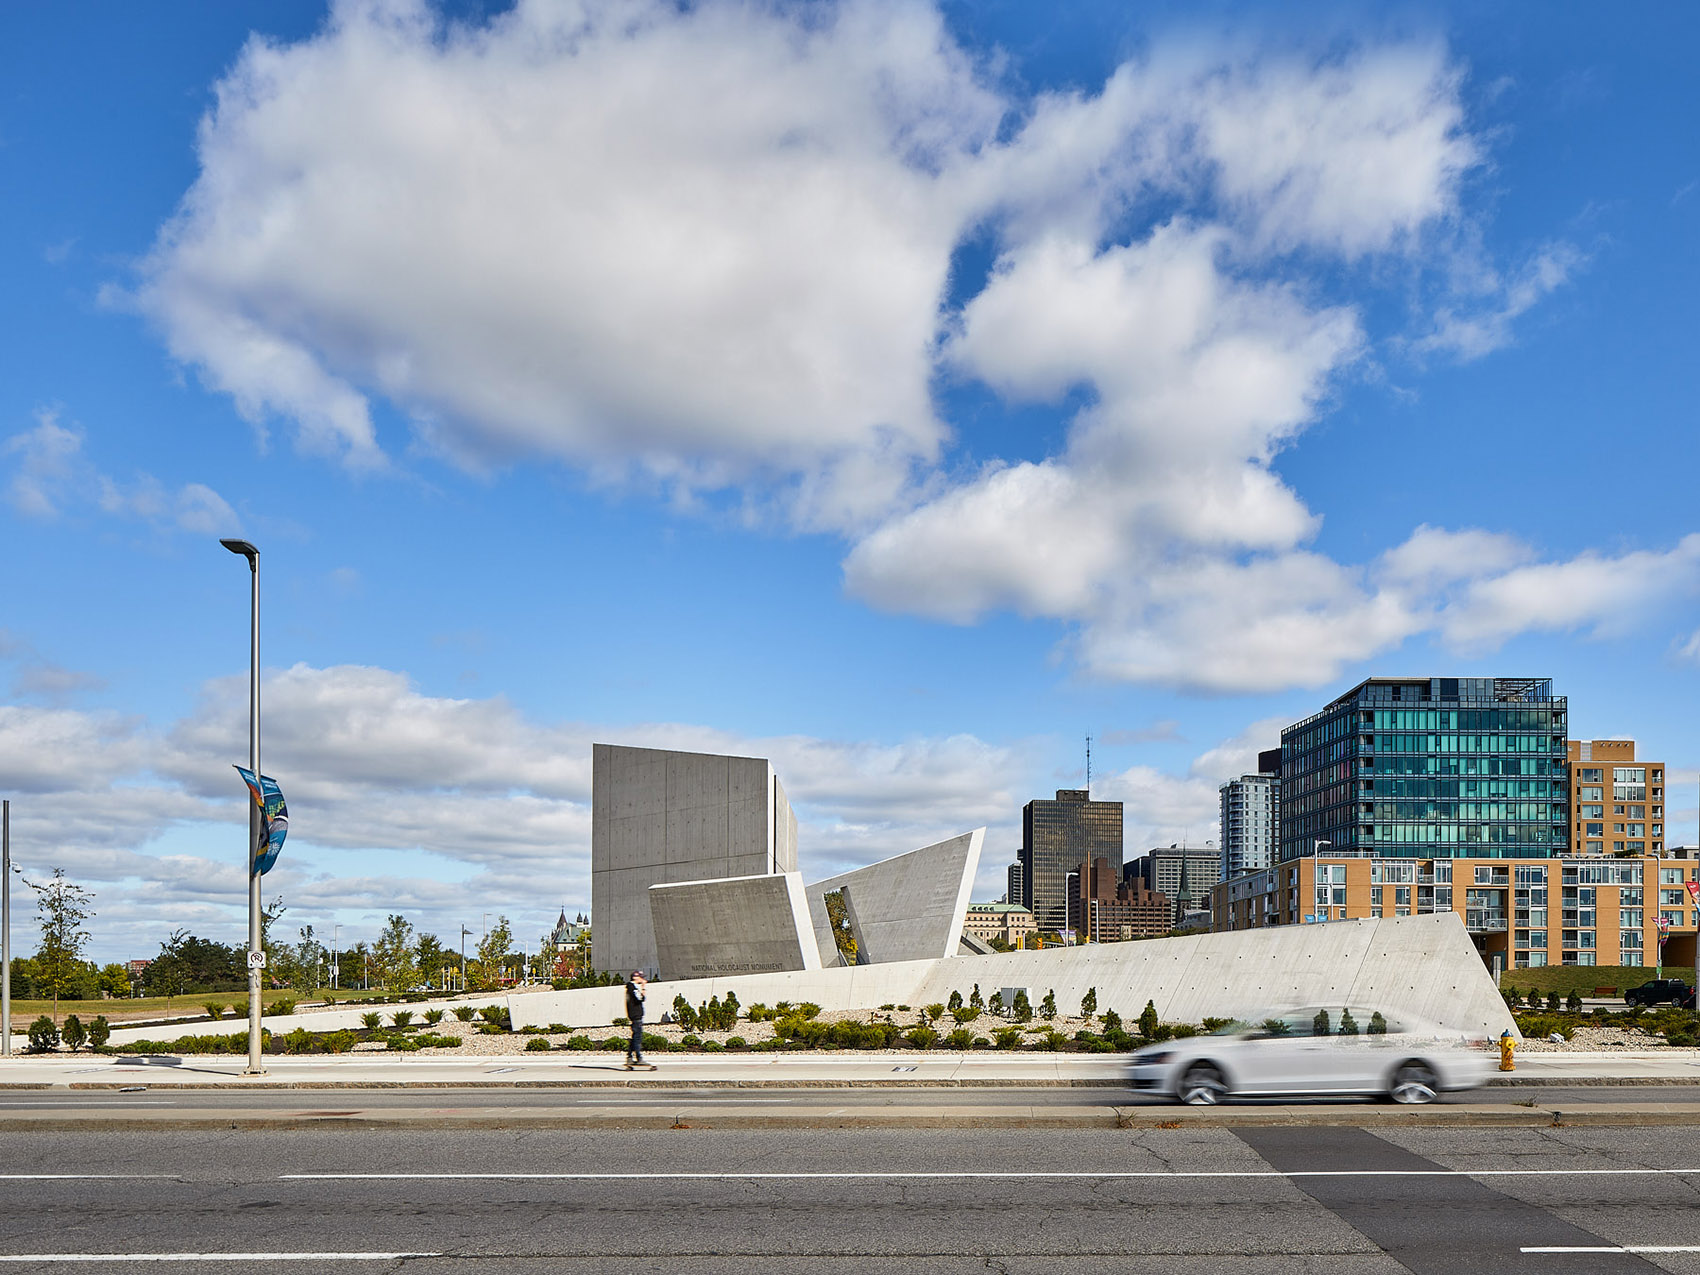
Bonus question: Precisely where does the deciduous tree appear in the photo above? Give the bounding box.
[25,868,93,1024]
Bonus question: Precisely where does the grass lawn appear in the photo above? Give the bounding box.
[7,988,320,1023]
[1498,965,1683,998]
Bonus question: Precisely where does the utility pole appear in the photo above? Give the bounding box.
[2,800,11,1058]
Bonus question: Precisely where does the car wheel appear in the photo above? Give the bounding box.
[1178,1062,1228,1105]
[1388,1060,1438,1105]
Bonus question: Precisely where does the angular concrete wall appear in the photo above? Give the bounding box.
[591,743,795,975]
[649,872,822,981]
[805,829,984,966]
[512,911,1513,1040]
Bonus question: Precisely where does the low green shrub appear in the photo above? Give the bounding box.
[612,1016,629,1028]
[993,1026,1022,1049]
[478,1006,508,1028]
[546,1022,568,1033]
[1515,1012,1577,1041]
[681,1034,703,1048]
[951,1007,981,1025]
[87,1015,110,1050]
[643,1032,666,1051]
[746,1004,772,1022]
[391,1010,415,1029]
[424,1009,446,1025]
[453,1006,476,1022]
[270,998,296,1016]
[702,1040,725,1052]
[601,1037,625,1051]
[61,1015,87,1051]
[203,1003,227,1021]
[944,1028,974,1050]
[413,1033,461,1049]
[360,1011,384,1029]
[525,1036,553,1051]
[1036,1028,1068,1051]
[565,1035,594,1051]
[725,1035,748,1050]
[905,1025,939,1050]
[27,1016,59,1053]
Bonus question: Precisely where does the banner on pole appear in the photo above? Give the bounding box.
[234,766,289,875]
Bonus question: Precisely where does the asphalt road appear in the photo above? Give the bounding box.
[6,1083,1700,1113]
[3,1124,1700,1273]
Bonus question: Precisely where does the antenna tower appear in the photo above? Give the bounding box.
[1085,734,1092,796]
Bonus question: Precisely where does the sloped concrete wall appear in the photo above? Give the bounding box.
[805,829,984,966]
[591,743,787,975]
[509,912,1514,1039]
[907,912,1514,1039]
[649,871,822,980]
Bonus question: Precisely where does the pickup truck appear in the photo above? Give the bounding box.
[1625,979,1690,1006]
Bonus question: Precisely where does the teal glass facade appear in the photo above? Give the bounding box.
[1278,677,1568,861]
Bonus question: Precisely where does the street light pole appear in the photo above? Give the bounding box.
[332,923,340,992]
[2,800,11,1058]
[461,925,471,994]
[221,537,266,1076]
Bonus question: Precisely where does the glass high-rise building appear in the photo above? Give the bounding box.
[1019,789,1123,933]
[1277,677,1569,862]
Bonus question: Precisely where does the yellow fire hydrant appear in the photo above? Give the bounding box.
[1498,1029,1516,1072]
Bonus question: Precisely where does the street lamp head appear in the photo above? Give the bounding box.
[219,538,259,567]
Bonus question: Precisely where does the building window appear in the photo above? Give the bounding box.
[1621,952,1643,967]
[1621,929,1642,949]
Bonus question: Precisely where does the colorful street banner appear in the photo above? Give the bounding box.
[234,765,289,875]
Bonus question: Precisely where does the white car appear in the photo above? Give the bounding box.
[1128,1006,1493,1105]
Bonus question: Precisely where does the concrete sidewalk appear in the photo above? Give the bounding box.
[3,1049,1700,1088]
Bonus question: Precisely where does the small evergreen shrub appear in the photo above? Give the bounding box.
[565,1035,594,1050]
[1080,987,1098,1020]
[993,1026,1022,1049]
[87,1015,111,1050]
[951,1006,981,1025]
[1139,1000,1160,1038]
[725,1036,748,1050]
[27,1017,59,1053]
[204,1003,227,1021]
[61,1015,87,1051]
[270,999,296,1016]
[925,1003,947,1022]
[391,1010,415,1028]
[361,1011,384,1029]
[945,1028,974,1050]
[947,990,963,1011]
[681,1034,703,1048]
[1012,990,1032,1022]
[1040,990,1056,1020]
[1566,990,1583,1012]
[453,1006,476,1022]
[905,1025,939,1049]
[424,1010,446,1025]
[525,1036,552,1051]
[1338,1009,1359,1037]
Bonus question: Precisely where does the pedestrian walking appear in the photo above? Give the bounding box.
[625,971,652,1069]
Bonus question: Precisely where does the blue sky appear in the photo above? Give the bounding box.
[2,0,1697,963]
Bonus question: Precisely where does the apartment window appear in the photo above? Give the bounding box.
[1622,909,1643,929]
[1630,805,1646,818]
[1621,929,1643,950]
[1629,841,1646,853]
[1661,868,1688,885]
[1653,824,1663,837]
[1586,841,1604,853]
[1614,824,1626,834]
[1581,786,1604,801]
[1628,824,1646,838]
[1579,768,1604,784]
[1527,931,1547,949]
[1585,823,1604,836]
[1580,804,1604,818]
[1622,888,1643,907]
[1527,952,1548,967]
[1621,952,1644,967]
[1661,910,1685,929]
[1371,887,1383,907]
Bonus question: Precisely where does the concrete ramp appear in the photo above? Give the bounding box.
[510,913,1512,1039]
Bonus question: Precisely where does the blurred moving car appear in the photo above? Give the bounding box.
[1129,1006,1492,1105]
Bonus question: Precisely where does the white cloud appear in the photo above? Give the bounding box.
[1416,242,1583,360]
[0,659,1038,958]
[129,2,1625,692]
[1,410,239,536]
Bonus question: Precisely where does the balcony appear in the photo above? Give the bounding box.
[1464,910,1509,933]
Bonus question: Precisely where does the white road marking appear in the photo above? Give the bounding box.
[1523,1247,1700,1254]
[0,1254,439,1263]
[284,1167,1700,1181]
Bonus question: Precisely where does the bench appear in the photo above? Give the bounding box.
[1593,986,1618,996]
